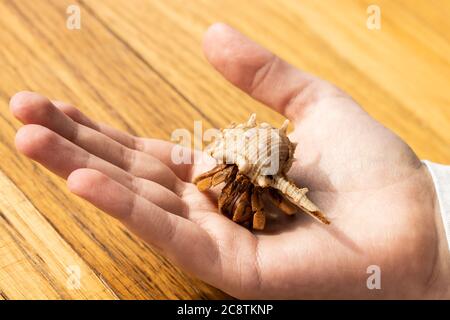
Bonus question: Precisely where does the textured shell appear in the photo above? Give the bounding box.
[201,114,328,224]
[206,114,296,188]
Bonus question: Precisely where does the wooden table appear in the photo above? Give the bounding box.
[0,0,448,299]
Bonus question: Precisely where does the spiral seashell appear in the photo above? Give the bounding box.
[194,114,330,229]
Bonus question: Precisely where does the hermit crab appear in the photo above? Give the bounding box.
[193,114,330,230]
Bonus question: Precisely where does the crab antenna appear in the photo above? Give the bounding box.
[247,113,257,126]
[280,119,289,134]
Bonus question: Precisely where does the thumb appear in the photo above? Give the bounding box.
[202,23,337,122]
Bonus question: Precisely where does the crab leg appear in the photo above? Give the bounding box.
[193,164,227,183]
[251,187,265,230]
[193,164,236,191]
[218,178,238,216]
[232,188,252,222]
[241,206,254,225]
[266,188,297,215]
[219,174,248,217]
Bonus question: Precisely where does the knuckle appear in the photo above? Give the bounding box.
[249,55,278,95]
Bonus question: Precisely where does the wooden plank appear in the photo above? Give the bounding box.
[0,0,226,299]
[280,0,450,159]
[0,170,117,299]
[83,0,450,163]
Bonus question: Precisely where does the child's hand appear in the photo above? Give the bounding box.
[10,23,450,299]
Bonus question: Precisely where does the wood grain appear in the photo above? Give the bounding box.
[0,171,117,299]
[0,0,448,299]
[0,0,225,299]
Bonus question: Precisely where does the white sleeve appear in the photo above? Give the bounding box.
[423,160,450,251]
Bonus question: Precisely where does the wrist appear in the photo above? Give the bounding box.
[422,163,450,299]
[431,190,450,298]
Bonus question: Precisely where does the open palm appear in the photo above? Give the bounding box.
[10,23,445,299]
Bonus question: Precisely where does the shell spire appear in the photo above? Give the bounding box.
[270,175,330,224]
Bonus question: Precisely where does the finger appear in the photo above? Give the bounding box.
[51,100,197,181]
[51,100,136,148]
[202,23,341,121]
[67,168,220,281]
[15,124,185,214]
[10,92,182,189]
